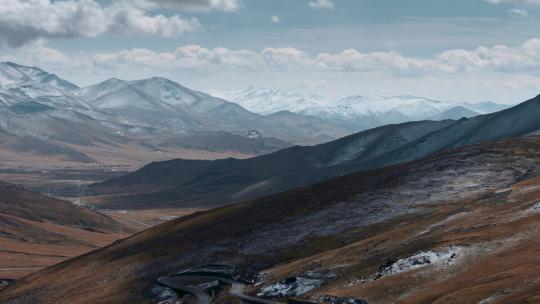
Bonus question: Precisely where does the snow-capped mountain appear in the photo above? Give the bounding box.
[0,61,516,167]
[220,87,512,132]
[73,77,345,143]
[0,62,350,165]
[0,62,78,98]
[214,86,327,115]
[76,77,226,113]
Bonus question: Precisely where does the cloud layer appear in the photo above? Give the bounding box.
[85,39,540,76]
[308,0,335,9]
[2,39,539,103]
[8,39,540,78]
[0,0,203,47]
[143,0,242,12]
[486,0,540,5]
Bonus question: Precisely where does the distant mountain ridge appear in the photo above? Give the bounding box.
[221,87,513,132]
[0,61,520,170]
[90,94,540,209]
[6,135,540,304]
[0,62,349,167]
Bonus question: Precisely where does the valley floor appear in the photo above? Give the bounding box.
[0,165,204,281]
[1,137,540,304]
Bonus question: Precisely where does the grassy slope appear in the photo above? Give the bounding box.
[2,137,540,303]
[0,181,121,279]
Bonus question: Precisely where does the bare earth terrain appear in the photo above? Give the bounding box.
[0,182,123,280]
[2,136,539,303]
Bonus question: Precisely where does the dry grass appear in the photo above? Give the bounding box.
[2,137,540,303]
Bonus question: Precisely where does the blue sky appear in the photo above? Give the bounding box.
[1,0,540,103]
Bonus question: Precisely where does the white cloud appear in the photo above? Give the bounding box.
[90,39,540,76]
[261,48,311,70]
[308,0,335,10]
[0,0,202,47]
[11,38,540,76]
[485,0,540,5]
[92,45,265,71]
[4,39,540,103]
[271,15,281,24]
[508,8,530,16]
[141,0,242,12]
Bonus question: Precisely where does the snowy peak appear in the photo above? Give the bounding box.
[76,76,227,113]
[333,95,451,117]
[216,86,326,115]
[74,78,129,102]
[0,62,78,92]
[221,87,514,132]
[128,77,204,107]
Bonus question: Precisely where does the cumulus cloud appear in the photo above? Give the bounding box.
[4,39,540,102]
[7,39,540,79]
[485,0,540,5]
[85,38,540,76]
[0,40,81,70]
[271,15,281,24]
[91,45,265,71]
[0,0,202,47]
[308,0,335,10]
[508,8,530,16]
[142,0,242,12]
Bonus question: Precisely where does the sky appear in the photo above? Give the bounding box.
[1,0,540,103]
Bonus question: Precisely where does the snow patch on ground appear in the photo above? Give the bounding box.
[317,295,369,304]
[527,202,540,212]
[378,246,462,277]
[257,271,336,297]
[477,289,513,304]
[258,277,324,297]
[346,246,463,287]
[512,201,540,221]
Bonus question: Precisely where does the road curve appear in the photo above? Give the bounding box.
[171,274,282,304]
[158,277,212,304]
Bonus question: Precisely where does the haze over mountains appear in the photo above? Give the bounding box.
[0,61,514,171]
[1,61,540,304]
[91,94,540,209]
[218,87,512,132]
[0,62,344,168]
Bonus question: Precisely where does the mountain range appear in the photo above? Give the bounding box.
[219,87,512,132]
[0,62,346,169]
[1,62,540,303]
[4,135,540,304]
[90,94,540,209]
[0,62,515,170]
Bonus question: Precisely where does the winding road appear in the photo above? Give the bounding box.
[158,273,283,304]
[158,277,212,304]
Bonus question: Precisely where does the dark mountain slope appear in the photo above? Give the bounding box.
[3,136,540,303]
[352,94,540,171]
[90,95,540,209]
[0,181,120,279]
[0,181,116,229]
[159,131,291,155]
[90,120,454,208]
